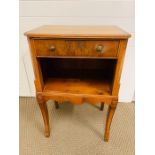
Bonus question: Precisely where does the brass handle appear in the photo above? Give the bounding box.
[96,45,104,53]
[48,45,56,52]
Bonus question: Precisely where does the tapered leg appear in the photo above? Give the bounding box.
[100,102,104,111]
[104,100,117,142]
[37,95,50,137]
[54,101,59,109]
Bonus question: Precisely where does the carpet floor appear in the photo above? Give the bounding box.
[19,97,135,155]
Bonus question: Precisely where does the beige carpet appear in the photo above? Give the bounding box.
[19,97,135,155]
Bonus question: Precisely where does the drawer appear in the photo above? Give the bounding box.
[78,40,119,57]
[34,39,68,56]
[34,39,119,57]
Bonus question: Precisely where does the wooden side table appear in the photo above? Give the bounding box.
[25,25,131,142]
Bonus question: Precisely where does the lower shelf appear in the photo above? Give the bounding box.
[43,78,112,96]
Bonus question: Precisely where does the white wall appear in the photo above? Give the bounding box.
[19,0,135,102]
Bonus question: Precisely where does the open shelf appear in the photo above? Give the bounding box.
[38,58,116,96]
[43,78,112,95]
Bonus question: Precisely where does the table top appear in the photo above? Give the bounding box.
[24,25,131,39]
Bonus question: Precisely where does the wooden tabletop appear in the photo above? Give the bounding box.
[24,25,131,39]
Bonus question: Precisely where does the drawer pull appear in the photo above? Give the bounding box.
[96,45,104,53]
[49,45,56,52]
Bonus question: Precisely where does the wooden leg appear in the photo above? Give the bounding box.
[37,95,50,137]
[54,101,59,109]
[104,100,117,142]
[100,102,104,111]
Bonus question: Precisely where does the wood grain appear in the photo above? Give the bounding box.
[25,25,131,38]
[34,39,119,57]
[27,38,44,91]
[36,94,50,137]
[112,40,128,96]
[44,78,112,95]
[104,99,118,141]
[25,25,130,142]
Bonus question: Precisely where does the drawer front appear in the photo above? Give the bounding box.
[34,39,119,57]
[34,39,68,56]
[77,40,119,57]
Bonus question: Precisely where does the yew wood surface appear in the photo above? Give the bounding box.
[25,25,131,39]
[43,78,111,95]
[25,25,131,142]
[34,39,119,57]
